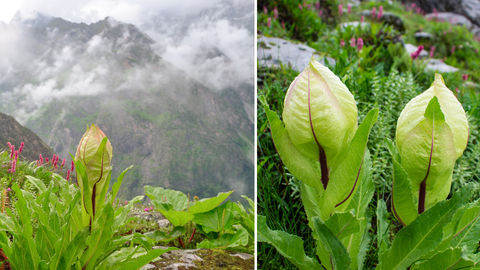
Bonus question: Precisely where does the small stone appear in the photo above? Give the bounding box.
[414,32,433,41]
[157,219,170,228]
[230,253,253,260]
[425,59,459,73]
[340,21,369,29]
[139,264,156,270]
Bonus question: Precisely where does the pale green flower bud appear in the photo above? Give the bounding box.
[75,124,113,218]
[282,58,358,188]
[394,74,468,224]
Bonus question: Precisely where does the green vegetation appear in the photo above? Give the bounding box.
[258,0,480,269]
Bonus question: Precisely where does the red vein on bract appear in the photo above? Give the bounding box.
[335,157,364,208]
[418,117,435,214]
[307,69,329,190]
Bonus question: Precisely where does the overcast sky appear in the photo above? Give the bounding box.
[0,0,236,25]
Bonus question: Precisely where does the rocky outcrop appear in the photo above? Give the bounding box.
[258,36,335,72]
[0,112,52,161]
[409,0,480,29]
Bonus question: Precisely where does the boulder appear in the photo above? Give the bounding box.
[425,59,459,73]
[425,12,472,29]
[359,10,405,31]
[414,31,433,41]
[258,36,335,72]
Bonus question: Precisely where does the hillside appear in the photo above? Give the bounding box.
[0,13,253,200]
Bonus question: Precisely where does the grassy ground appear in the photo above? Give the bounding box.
[257,0,480,268]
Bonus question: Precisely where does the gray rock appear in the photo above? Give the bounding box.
[230,253,254,260]
[157,219,170,228]
[404,43,428,59]
[161,249,203,263]
[461,0,480,27]
[340,21,369,29]
[163,263,197,270]
[414,32,433,40]
[257,36,335,72]
[425,59,459,73]
[425,12,472,29]
[139,264,156,270]
[359,11,405,31]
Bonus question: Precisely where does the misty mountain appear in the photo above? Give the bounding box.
[0,12,254,200]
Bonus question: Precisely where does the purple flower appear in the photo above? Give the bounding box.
[462,74,469,81]
[357,38,364,51]
[350,37,356,47]
[315,2,320,9]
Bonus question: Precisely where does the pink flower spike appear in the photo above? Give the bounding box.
[18,142,24,154]
[267,17,271,28]
[14,150,18,161]
[347,3,352,14]
[273,7,278,19]
[434,8,438,17]
[46,157,49,163]
[124,200,128,205]
[315,2,320,9]
[298,4,303,10]
[350,37,356,47]
[451,45,456,54]
[7,142,11,149]
[357,37,364,51]
[144,208,149,212]
[372,7,377,19]
[263,6,267,14]
[71,160,75,171]
[281,21,285,29]
[338,4,343,16]
[429,46,435,58]
[66,169,71,180]
[462,74,469,81]
[378,6,383,19]
[318,10,323,16]
[360,15,364,23]
[61,158,66,167]
[340,39,345,47]
[6,188,11,192]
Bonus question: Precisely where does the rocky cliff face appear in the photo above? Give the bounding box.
[0,13,253,200]
[0,112,52,161]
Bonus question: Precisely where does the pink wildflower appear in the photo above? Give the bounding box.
[462,74,469,81]
[18,142,24,155]
[263,6,267,14]
[124,200,128,205]
[357,37,364,51]
[350,37,356,47]
[71,160,75,171]
[347,3,352,14]
[340,39,345,47]
[298,4,303,10]
[338,4,343,16]
[318,10,323,16]
[360,15,364,23]
[451,45,456,54]
[144,207,150,212]
[66,169,71,180]
[6,188,11,192]
[433,8,438,17]
[372,7,377,19]
[61,158,66,167]
[281,21,285,29]
[429,46,435,58]
[273,7,278,19]
[14,150,18,161]
[267,17,271,28]
[378,6,383,19]
[411,45,424,59]
[315,2,320,9]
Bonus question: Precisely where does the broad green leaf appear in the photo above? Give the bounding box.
[196,226,249,249]
[352,218,371,270]
[377,199,390,256]
[261,98,322,190]
[325,211,360,241]
[387,140,418,226]
[321,108,378,219]
[158,209,193,228]
[112,165,133,203]
[188,190,233,214]
[450,207,480,255]
[378,186,471,270]
[116,247,177,270]
[257,215,322,270]
[341,151,374,217]
[300,181,322,222]
[144,186,188,211]
[25,176,47,193]
[312,217,351,270]
[193,201,234,233]
[411,248,476,270]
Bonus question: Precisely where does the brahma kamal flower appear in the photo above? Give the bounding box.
[394,73,468,224]
[75,124,113,220]
[282,58,358,190]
